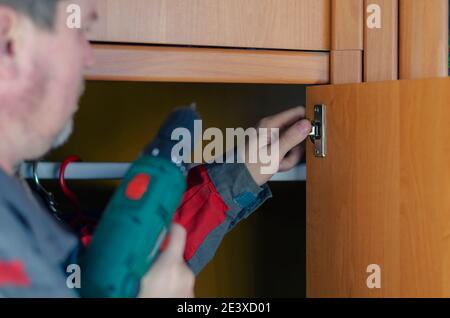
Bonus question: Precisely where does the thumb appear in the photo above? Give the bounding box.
[279,119,311,157]
[164,223,187,260]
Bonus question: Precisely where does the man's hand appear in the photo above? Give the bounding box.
[138,224,195,298]
[245,106,312,186]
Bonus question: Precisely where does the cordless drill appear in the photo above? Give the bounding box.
[80,107,199,298]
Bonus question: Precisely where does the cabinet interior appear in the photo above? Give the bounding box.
[42,81,308,297]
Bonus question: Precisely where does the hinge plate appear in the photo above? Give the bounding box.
[309,104,326,158]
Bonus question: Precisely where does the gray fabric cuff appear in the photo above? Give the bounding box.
[206,162,272,230]
[187,218,232,275]
[187,162,272,274]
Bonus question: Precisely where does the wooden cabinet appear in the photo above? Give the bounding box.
[86,0,448,85]
[85,0,335,84]
[307,77,450,297]
[89,0,330,51]
[81,0,450,297]
[304,0,449,297]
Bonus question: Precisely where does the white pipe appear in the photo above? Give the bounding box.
[18,162,306,182]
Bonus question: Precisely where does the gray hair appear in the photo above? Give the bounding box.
[0,0,62,30]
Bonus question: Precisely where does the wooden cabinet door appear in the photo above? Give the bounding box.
[88,0,330,51]
[306,78,450,297]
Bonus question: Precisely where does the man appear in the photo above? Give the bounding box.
[0,0,311,297]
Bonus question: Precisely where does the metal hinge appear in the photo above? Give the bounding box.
[309,104,326,157]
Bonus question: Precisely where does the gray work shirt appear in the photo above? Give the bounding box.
[0,168,79,297]
[0,161,271,297]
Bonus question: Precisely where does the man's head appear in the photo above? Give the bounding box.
[0,0,97,174]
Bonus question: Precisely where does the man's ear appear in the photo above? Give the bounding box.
[0,6,18,80]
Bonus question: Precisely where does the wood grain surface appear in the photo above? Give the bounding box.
[364,0,398,82]
[307,77,450,297]
[399,0,448,79]
[85,44,330,84]
[88,0,331,51]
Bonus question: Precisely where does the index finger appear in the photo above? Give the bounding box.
[259,106,306,129]
[164,223,187,259]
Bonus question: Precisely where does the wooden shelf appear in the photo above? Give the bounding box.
[85,44,330,84]
[89,0,331,51]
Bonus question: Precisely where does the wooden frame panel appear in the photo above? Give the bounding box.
[332,0,364,50]
[89,0,331,51]
[364,0,398,82]
[330,0,364,84]
[85,45,330,84]
[330,50,363,84]
[399,0,448,79]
